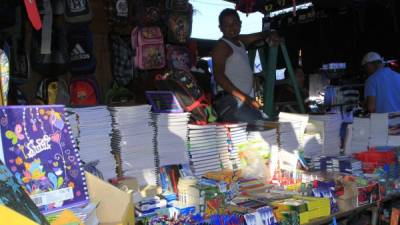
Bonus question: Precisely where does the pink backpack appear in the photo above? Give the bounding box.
[131,26,166,70]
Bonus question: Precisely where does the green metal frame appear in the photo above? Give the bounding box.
[250,41,306,118]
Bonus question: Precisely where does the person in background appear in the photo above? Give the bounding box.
[275,67,308,112]
[212,8,280,123]
[362,52,400,113]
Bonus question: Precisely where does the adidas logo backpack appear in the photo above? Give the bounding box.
[67,24,96,75]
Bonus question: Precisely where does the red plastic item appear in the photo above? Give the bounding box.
[354,147,397,173]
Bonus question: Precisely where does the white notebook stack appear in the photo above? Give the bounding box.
[152,112,190,167]
[187,124,221,177]
[110,105,157,186]
[349,117,370,154]
[216,123,248,170]
[370,113,389,146]
[278,112,309,146]
[302,133,323,158]
[310,114,342,156]
[67,106,115,180]
[277,122,301,153]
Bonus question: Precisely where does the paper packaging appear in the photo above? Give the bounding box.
[85,172,135,225]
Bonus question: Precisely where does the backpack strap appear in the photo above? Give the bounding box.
[41,0,53,54]
[185,94,207,112]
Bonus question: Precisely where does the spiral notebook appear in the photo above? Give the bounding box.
[0,105,89,214]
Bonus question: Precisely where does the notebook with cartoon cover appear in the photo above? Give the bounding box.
[0,105,89,214]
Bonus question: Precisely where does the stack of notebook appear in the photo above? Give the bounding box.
[187,124,221,177]
[302,133,323,158]
[388,113,400,146]
[110,105,157,186]
[349,117,370,154]
[279,112,309,145]
[216,123,248,170]
[370,113,389,146]
[276,122,301,153]
[151,112,190,167]
[310,114,342,156]
[68,106,114,180]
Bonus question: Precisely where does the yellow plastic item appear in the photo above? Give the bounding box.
[51,209,83,225]
[0,205,39,225]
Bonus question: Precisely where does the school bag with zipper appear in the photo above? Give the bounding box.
[131,26,166,70]
[155,69,217,124]
[35,77,70,105]
[165,1,193,44]
[69,75,100,106]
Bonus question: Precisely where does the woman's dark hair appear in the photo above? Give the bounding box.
[219,8,240,25]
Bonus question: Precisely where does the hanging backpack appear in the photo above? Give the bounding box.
[64,0,93,23]
[165,0,189,11]
[166,3,193,44]
[155,69,217,124]
[0,0,17,30]
[166,44,191,71]
[67,24,96,75]
[0,47,10,105]
[109,32,134,86]
[30,21,69,76]
[8,83,28,105]
[131,26,166,70]
[35,77,70,105]
[103,0,130,26]
[69,75,100,106]
[134,0,163,26]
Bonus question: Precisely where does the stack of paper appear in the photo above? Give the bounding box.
[302,133,323,158]
[369,113,389,146]
[277,122,300,152]
[338,156,363,175]
[187,124,221,177]
[216,123,248,170]
[152,112,190,167]
[68,106,115,180]
[310,114,342,156]
[110,105,157,186]
[388,113,400,146]
[279,112,309,145]
[349,117,370,154]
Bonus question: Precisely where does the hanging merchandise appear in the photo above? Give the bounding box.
[0,48,9,106]
[64,0,93,24]
[103,0,130,26]
[166,44,192,71]
[109,32,134,86]
[155,69,217,125]
[235,0,257,16]
[67,24,96,75]
[35,77,70,105]
[30,21,69,77]
[131,26,166,70]
[23,0,42,30]
[166,3,193,44]
[165,0,189,11]
[134,0,163,26]
[69,75,100,106]
[8,83,29,105]
[0,0,17,30]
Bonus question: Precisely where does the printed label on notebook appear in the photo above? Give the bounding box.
[31,187,74,207]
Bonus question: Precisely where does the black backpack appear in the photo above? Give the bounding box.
[109,32,134,86]
[155,69,217,124]
[67,24,96,75]
[31,22,69,76]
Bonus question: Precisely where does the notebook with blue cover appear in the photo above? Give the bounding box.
[0,105,89,214]
[0,159,49,224]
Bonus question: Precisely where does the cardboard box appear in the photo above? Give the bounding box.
[0,205,40,225]
[85,172,135,225]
